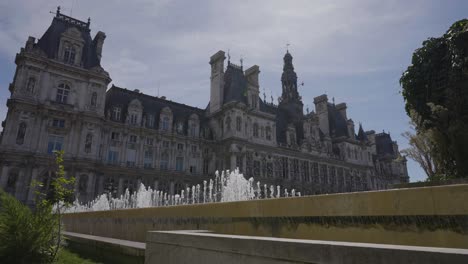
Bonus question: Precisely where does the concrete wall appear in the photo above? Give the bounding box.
[63,184,468,249]
[145,230,468,264]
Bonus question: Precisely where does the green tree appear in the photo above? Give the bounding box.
[40,150,75,262]
[400,19,468,179]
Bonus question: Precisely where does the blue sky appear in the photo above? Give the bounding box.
[1,0,467,182]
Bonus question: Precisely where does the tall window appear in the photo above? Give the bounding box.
[176,157,184,171]
[47,135,64,154]
[144,149,153,168]
[107,150,119,164]
[177,143,184,150]
[90,92,97,107]
[253,123,259,137]
[147,114,154,127]
[162,117,169,131]
[16,122,26,145]
[129,135,137,143]
[160,153,169,170]
[26,77,36,93]
[64,45,76,64]
[130,114,138,125]
[236,117,242,132]
[112,107,121,121]
[84,133,92,153]
[111,132,120,141]
[266,126,272,140]
[56,83,70,103]
[189,124,196,137]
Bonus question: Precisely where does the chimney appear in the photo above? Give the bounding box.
[245,65,260,90]
[335,103,347,120]
[209,50,226,114]
[93,31,106,62]
[313,94,329,136]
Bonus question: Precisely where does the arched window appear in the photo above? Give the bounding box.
[78,174,88,195]
[160,153,169,170]
[266,126,272,140]
[56,83,70,103]
[253,123,259,137]
[26,77,36,93]
[225,117,231,131]
[6,170,18,195]
[64,45,76,64]
[236,117,242,132]
[162,117,170,131]
[16,122,26,145]
[90,92,97,107]
[84,134,92,154]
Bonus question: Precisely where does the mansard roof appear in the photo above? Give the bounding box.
[223,62,248,105]
[327,103,349,138]
[375,132,395,156]
[35,12,100,69]
[105,85,206,131]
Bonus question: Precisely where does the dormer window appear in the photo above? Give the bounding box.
[64,45,76,64]
[112,107,121,121]
[130,114,138,125]
[162,117,170,131]
[56,83,70,103]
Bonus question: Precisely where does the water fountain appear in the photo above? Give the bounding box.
[65,169,300,213]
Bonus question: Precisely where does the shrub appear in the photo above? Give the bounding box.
[0,191,59,264]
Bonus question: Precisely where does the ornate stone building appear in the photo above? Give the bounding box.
[0,10,408,206]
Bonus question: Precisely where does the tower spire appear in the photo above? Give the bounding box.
[280,50,300,103]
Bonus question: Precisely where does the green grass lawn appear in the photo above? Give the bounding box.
[57,249,102,264]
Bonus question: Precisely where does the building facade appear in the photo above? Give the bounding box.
[0,10,408,205]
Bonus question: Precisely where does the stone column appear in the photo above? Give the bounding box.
[230,154,236,171]
[169,181,174,195]
[118,177,124,197]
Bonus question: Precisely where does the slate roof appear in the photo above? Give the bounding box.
[327,103,349,138]
[375,132,395,156]
[356,124,368,141]
[105,86,206,134]
[223,62,248,105]
[35,13,100,69]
